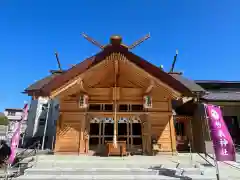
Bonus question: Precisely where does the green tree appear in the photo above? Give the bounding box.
[0,116,9,126]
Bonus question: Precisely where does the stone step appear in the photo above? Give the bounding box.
[14,174,229,180]
[182,175,222,180]
[24,168,158,176]
[33,162,169,169]
[35,160,168,164]
[15,175,180,180]
[34,158,168,163]
[157,168,178,177]
[157,167,203,176]
[33,162,197,170]
[34,156,173,162]
[181,168,204,176]
[32,159,180,167]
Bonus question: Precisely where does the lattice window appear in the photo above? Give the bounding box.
[90,117,102,123]
[118,117,129,123]
[131,116,141,123]
[103,117,114,123]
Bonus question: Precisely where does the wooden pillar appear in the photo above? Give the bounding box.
[168,99,177,154]
[85,113,90,154]
[141,114,151,155]
[146,115,152,154]
[78,111,87,154]
[169,115,177,153]
[99,119,102,145]
[130,118,133,149]
[127,118,130,149]
[101,119,104,145]
[54,113,62,153]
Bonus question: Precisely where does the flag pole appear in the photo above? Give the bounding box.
[203,104,220,180]
[6,103,28,179]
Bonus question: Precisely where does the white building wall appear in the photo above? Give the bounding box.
[46,99,59,149]
[4,111,22,120]
[25,97,59,149]
[26,97,50,136]
[4,109,28,142]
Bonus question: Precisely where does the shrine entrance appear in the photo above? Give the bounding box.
[118,116,142,154]
[89,117,114,154]
[88,116,142,155]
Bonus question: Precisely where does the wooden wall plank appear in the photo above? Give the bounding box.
[55,112,85,153]
[149,101,169,112]
[148,113,175,152]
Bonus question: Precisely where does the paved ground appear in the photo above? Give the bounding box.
[1,153,240,179]
[164,153,240,179]
[32,153,240,179]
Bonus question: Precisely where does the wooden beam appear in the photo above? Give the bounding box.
[81,33,104,49]
[50,78,88,99]
[88,111,172,116]
[77,78,87,93]
[49,59,108,99]
[128,33,150,50]
[175,115,193,121]
[112,87,120,100]
[119,57,171,96]
[89,67,113,88]
[50,78,80,98]
[59,111,86,115]
[115,56,119,76]
[144,79,155,94]
[123,59,181,98]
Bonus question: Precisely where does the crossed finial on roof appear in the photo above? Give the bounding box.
[81,32,150,50]
[50,33,150,74]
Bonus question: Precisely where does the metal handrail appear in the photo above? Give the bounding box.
[197,153,215,167]
[15,140,40,157]
[2,142,41,179]
[205,153,240,171]
[12,141,41,167]
[11,149,37,168]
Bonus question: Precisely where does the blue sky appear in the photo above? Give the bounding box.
[0,0,239,111]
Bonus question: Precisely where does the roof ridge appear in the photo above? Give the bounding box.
[25,45,200,97]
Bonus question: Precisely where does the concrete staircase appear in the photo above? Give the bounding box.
[13,155,224,180]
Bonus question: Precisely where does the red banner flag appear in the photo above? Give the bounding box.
[9,103,28,164]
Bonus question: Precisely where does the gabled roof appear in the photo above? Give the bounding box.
[4,108,23,112]
[24,44,201,97]
[24,74,59,93]
[195,80,240,101]
[195,80,240,84]
[169,73,206,93]
[195,80,240,90]
[201,92,240,102]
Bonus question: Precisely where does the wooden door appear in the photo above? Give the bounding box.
[55,113,82,154]
[117,117,130,149]
[141,114,151,155]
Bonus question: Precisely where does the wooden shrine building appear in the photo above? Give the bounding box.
[24,35,207,155]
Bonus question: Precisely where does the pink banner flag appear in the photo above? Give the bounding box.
[205,104,236,161]
[8,103,28,164]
